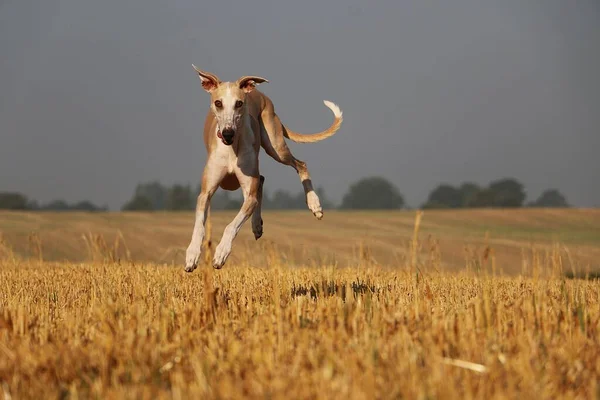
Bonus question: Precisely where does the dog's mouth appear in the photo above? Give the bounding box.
[217,130,234,146]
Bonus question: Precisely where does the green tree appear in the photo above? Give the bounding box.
[423,184,462,209]
[0,192,29,210]
[210,190,243,210]
[122,181,168,211]
[531,189,569,208]
[264,189,305,210]
[122,195,154,211]
[134,181,168,210]
[70,201,106,212]
[262,187,332,210]
[26,200,40,210]
[488,178,526,207]
[165,184,195,210]
[314,186,335,209]
[470,189,497,208]
[41,200,70,211]
[341,177,404,209]
[458,182,481,207]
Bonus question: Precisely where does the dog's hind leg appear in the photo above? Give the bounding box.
[291,157,323,220]
[260,116,323,219]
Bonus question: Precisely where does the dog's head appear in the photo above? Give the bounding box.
[193,65,268,146]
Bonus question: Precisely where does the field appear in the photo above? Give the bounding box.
[1,209,600,399]
[1,208,599,274]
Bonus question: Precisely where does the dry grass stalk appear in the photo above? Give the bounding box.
[27,232,43,264]
[81,231,131,264]
[0,233,18,264]
[441,357,488,374]
[410,210,424,274]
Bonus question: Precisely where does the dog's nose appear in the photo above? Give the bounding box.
[221,128,235,143]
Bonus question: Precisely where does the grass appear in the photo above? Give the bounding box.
[0,209,599,398]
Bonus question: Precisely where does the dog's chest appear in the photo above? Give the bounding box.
[212,145,236,173]
[212,142,255,174]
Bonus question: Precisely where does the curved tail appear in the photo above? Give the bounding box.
[283,100,343,143]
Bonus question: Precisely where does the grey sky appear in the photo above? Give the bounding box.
[1,0,599,209]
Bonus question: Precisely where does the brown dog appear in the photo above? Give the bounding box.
[185,66,343,271]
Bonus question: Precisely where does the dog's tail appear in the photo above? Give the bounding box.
[283,100,343,143]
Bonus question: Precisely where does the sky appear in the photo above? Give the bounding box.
[1,0,599,209]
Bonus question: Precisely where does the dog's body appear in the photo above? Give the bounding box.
[185,66,342,271]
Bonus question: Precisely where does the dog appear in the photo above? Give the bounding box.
[185,65,343,271]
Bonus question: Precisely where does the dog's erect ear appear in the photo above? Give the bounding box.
[192,65,221,93]
[237,76,269,93]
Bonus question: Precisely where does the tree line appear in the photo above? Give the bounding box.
[421,178,569,209]
[0,176,569,211]
[120,181,337,211]
[0,193,107,211]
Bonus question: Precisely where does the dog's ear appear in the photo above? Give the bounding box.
[237,76,269,93]
[192,65,221,93]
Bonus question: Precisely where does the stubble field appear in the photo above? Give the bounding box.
[0,209,599,399]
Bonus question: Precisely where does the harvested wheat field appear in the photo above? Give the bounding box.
[1,209,600,399]
[0,208,599,274]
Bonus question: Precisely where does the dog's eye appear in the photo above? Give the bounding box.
[214,100,223,108]
[235,100,244,108]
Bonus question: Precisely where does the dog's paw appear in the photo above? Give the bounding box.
[185,243,201,272]
[252,217,263,240]
[306,191,323,220]
[212,242,232,269]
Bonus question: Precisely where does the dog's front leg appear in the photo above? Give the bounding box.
[251,175,265,240]
[212,172,260,269]
[185,165,224,272]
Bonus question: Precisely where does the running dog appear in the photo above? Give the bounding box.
[185,65,342,271]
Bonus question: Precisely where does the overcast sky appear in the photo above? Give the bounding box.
[1,0,599,209]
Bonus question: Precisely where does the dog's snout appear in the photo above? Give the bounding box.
[221,128,235,143]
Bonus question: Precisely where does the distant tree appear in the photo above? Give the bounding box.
[165,184,195,210]
[26,200,40,210]
[470,189,497,208]
[210,190,243,210]
[314,186,335,209]
[134,181,168,210]
[261,190,274,209]
[190,183,242,211]
[122,195,154,211]
[70,200,106,212]
[487,178,526,207]
[37,199,106,211]
[0,192,29,210]
[208,186,332,211]
[421,200,450,210]
[423,184,462,209]
[340,177,404,209]
[531,189,569,208]
[458,182,481,207]
[41,200,70,211]
[265,189,305,210]
[261,190,275,209]
[121,181,168,211]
